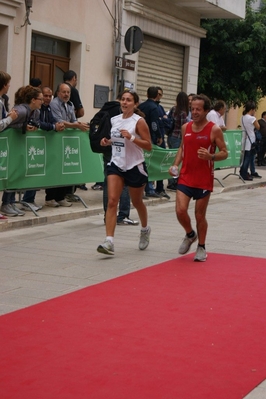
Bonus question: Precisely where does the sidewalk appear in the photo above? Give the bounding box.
[1,165,266,232]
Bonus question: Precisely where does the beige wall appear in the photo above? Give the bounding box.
[1,0,246,122]
[226,98,266,130]
[4,0,115,121]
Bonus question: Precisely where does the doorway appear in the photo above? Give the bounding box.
[30,33,70,92]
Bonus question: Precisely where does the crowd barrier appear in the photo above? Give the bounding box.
[0,128,242,192]
[214,130,243,186]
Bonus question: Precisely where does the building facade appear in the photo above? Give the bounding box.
[0,0,246,121]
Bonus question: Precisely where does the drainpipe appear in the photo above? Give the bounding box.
[112,0,122,100]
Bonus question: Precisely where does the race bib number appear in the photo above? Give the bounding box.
[113,137,125,158]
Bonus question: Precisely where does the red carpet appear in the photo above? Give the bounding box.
[1,253,266,399]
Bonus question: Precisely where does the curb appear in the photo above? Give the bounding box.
[1,180,266,232]
[0,196,171,232]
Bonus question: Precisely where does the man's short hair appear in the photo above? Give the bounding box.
[30,77,42,87]
[147,86,158,99]
[63,70,77,81]
[56,83,71,96]
[213,100,226,112]
[0,71,11,90]
[192,94,212,111]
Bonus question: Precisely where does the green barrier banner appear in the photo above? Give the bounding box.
[0,129,105,190]
[0,129,177,190]
[0,137,8,181]
[215,130,242,169]
[144,145,177,181]
[0,129,241,191]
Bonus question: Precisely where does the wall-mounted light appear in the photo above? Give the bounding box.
[21,0,33,27]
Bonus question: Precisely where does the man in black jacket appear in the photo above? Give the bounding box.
[40,87,64,132]
[258,111,266,166]
[139,86,162,146]
[63,70,84,119]
[139,86,162,198]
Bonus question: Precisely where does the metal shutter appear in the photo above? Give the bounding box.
[137,35,184,111]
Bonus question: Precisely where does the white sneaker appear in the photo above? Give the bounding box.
[58,199,72,207]
[97,239,114,255]
[139,226,151,250]
[0,204,18,217]
[117,217,139,226]
[45,200,60,207]
[24,202,42,212]
[11,204,25,216]
[65,194,79,202]
[178,231,197,254]
[194,246,207,262]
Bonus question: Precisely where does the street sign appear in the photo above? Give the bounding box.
[115,56,135,71]
[124,26,143,54]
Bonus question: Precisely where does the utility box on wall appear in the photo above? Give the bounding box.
[94,85,109,108]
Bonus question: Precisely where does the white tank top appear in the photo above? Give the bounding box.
[110,113,145,171]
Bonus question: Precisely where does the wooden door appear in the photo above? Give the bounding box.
[30,52,69,91]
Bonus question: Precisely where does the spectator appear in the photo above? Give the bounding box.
[139,86,162,198]
[257,111,266,166]
[240,101,261,180]
[187,93,196,121]
[206,100,227,131]
[63,70,84,118]
[1,85,42,217]
[39,86,65,132]
[167,91,189,191]
[30,77,42,88]
[0,71,18,132]
[22,86,65,211]
[50,83,88,130]
[154,86,170,199]
[97,90,152,255]
[63,71,87,193]
[2,93,9,112]
[47,83,89,207]
[0,71,18,220]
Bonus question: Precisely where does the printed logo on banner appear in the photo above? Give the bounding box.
[62,136,82,174]
[223,133,231,159]
[160,150,177,172]
[144,148,154,168]
[0,137,9,180]
[25,136,46,176]
[234,132,242,159]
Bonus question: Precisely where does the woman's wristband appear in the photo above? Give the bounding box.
[130,134,135,142]
[212,154,215,161]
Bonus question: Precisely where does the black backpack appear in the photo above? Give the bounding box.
[89,110,111,154]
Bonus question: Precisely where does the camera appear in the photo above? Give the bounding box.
[28,119,40,128]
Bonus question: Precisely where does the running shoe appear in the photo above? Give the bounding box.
[194,246,207,262]
[178,231,197,254]
[97,239,114,255]
[139,226,151,250]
